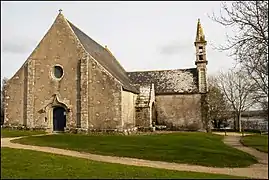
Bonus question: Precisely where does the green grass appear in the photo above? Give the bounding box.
[241,135,268,153]
[1,147,247,179]
[13,132,258,167]
[1,128,46,138]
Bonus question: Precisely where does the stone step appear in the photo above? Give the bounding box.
[137,97,149,100]
[136,105,148,107]
[137,101,148,104]
[136,103,149,107]
[138,95,149,97]
[137,97,148,100]
[138,94,149,97]
[136,100,148,103]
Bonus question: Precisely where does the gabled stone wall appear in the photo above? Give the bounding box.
[4,13,89,131]
[88,58,122,130]
[121,90,137,129]
[4,65,25,126]
[155,93,203,130]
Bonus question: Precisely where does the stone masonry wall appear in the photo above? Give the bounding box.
[31,13,89,130]
[135,85,151,127]
[4,65,26,126]
[149,84,156,127]
[5,13,89,130]
[88,58,122,130]
[26,58,35,128]
[121,90,137,129]
[135,107,150,127]
[156,94,203,130]
[197,63,207,94]
[79,56,89,129]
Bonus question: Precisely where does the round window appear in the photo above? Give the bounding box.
[54,65,63,79]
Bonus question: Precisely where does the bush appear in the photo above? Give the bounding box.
[243,129,263,134]
[212,128,236,132]
[137,127,152,132]
[155,125,167,130]
[212,128,263,134]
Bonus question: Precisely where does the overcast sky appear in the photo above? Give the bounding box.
[1,1,236,81]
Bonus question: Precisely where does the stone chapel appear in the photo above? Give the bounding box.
[3,11,208,132]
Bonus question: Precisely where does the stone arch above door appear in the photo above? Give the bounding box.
[38,94,71,113]
[38,94,72,132]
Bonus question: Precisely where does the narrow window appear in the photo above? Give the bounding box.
[198,46,203,53]
[199,55,203,60]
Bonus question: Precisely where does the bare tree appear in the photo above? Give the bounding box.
[260,98,268,121]
[207,76,232,129]
[217,70,257,132]
[210,1,268,103]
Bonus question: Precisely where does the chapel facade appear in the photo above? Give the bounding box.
[3,11,208,132]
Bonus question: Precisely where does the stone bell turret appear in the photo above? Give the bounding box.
[194,19,208,93]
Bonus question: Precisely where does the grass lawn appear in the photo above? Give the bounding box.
[1,147,247,179]
[13,132,258,167]
[1,128,46,138]
[241,135,268,153]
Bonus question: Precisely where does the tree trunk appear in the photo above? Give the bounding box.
[217,120,220,129]
[238,112,242,132]
[234,116,238,131]
[213,120,217,129]
[206,127,211,133]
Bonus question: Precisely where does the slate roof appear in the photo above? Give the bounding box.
[127,68,199,94]
[67,21,139,93]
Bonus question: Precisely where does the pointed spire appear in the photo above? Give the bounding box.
[59,9,63,14]
[195,18,206,42]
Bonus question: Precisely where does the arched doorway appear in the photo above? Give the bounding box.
[53,106,66,132]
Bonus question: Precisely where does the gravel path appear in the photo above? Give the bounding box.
[1,133,268,179]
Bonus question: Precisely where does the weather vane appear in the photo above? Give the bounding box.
[59,9,63,13]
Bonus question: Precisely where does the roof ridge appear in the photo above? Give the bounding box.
[127,67,197,73]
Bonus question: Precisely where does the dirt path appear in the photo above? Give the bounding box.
[224,135,268,165]
[1,133,268,179]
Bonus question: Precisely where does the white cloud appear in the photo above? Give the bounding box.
[1,1,235,80]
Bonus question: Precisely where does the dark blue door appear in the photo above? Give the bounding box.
[53,107,66,131]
